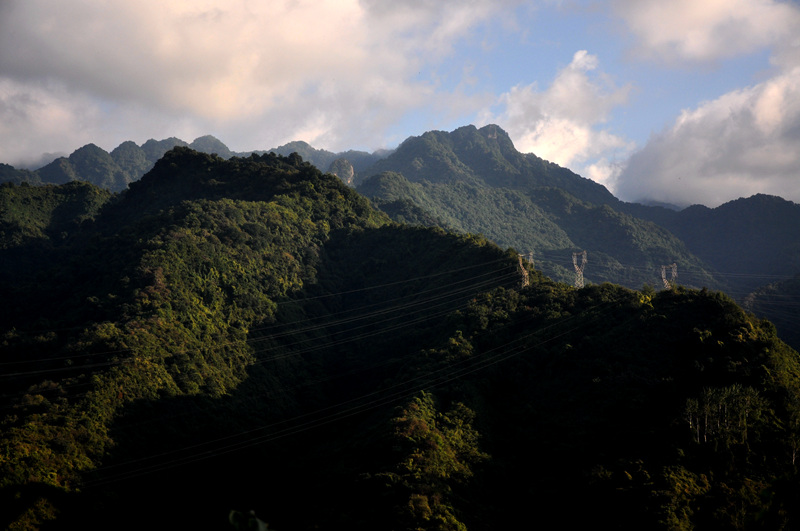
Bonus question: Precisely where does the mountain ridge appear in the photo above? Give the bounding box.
[1,134,389,192]
[2,125,798,347]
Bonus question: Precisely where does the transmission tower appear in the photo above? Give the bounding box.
[573,250,587,288]
[661,263,677,290]
[518,251,534,288]
[517,254,530,288]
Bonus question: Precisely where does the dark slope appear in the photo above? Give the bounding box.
[0,149,524,529]
[744,274,800,350]
[0,163,41,186]
[657,194,800,294]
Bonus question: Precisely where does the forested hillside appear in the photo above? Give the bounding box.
[353,125,800,351]
[356,126,719,290]
[1,148,800,530]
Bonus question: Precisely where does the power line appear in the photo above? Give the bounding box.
[82,294,630,487]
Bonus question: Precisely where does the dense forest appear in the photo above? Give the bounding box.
[351,125,800,351]
[1,149,800,529]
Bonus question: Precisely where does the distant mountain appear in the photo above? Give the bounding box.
[141,136,190,162]
[357,125,716,289]
[268,140,387,178]
[1,136,389,192]
[110,141,152,182]
[653,194,800,295]
[352,125,800,350]
[39,143,132,191]
[189,135,234,158]
[362,124,616,206]
[0,163,41,185]
[10,137,197,192]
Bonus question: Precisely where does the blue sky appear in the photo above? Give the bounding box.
[1,0,800,207]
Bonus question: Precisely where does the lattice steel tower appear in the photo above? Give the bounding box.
[518,254,530,288]
[661,263,677,290]
[573,251,587,288]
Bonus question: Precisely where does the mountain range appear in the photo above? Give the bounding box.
[0,135,387,192]
[2,124,799,352]
[2,148,800,529]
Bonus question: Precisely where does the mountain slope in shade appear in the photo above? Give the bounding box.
[1,151,799,529]
[743,274,800,349]
[649,194,800,295]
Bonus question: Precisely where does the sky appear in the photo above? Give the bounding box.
[1,0,800,207]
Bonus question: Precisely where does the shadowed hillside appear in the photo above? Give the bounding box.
[1,149,799,530]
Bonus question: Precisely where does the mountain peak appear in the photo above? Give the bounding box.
[190,135,233,158]
[361,124,616,205]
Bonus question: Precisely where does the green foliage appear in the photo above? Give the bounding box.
[0,149,392,528]
[383,392,487,531]
[685,384,767,448]
[0,180,111,250]
[2,145,800,530]
[357,127,719,291]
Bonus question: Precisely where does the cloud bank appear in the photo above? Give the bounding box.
[613,0,800,206]
[0,0,521,166]
[619,68,800,207]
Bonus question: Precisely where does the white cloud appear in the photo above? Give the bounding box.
[481,50,634,191]
[0,79,101,167]
[608,0,800,207]
[612,0,800,64]
[0,0,524,164]
[616,67,800,207]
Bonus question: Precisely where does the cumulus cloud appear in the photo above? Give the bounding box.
[617,67,800,207]
[611,0,800,207]
[481,50,634,191]
[0,0,523,165]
